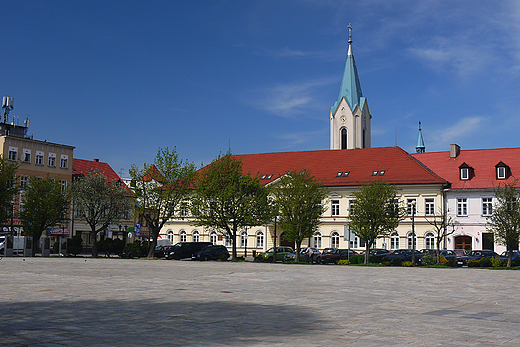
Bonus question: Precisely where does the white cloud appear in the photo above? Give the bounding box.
[246,77,335,118]
[427,116,486,151]
[274,129,327,148]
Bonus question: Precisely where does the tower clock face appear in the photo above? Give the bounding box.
[340,115,346,123]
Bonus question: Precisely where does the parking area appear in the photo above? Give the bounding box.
[1,257,519,346]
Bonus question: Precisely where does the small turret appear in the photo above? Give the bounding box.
[416,122,425,153]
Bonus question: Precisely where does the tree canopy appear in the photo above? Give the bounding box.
[487,182,520,267]
[130,147,197,258]
[19,175,69,256]
[271,170,328,261]
[190,152,271,260]
[0,156,18,225]
[72,171,131,257]
[349,180,405,264]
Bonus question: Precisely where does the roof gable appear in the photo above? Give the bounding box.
[73,158,121,183]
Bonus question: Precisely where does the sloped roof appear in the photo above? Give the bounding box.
[72,158,121,182]
[331,42,364,115]
[412,147,520,190]
[232,147,446,187]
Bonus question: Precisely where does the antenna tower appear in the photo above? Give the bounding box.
[2,96,14,123]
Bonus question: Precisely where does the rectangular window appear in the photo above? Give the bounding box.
[457,198,468,216]
[8,150,17,161]
[35,151,44,165]
[331,200,340,216]
[407,199,417,216]
[59,179,67,192]
[497,167,506,179]
[425,198,435,216]
[60,158,68,168]
[180,202,188,217]
[48,154,56,167]
[482,197,493,216]
[20,175,29,190]
[22,149,31,163]
[460,168,469,180]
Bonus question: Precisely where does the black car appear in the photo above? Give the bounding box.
[359,248,392,263]
[165,242,213,260]
[382,249,423,265]
[192,245,230,261]
[456,250,499,267]
[499,250,520,266]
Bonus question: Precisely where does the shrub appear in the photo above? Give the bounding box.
[402,261,413,267]
[422,255,436,266]
[445,259,456,267]
[467,259,480,267]
[391,258,402,266]
[439,254,448,266]
[479,257,492,267]
[492,257,505,267]
[382,261,391,266]
[368,255,378,264]
[219,253,229,261]
[67,235,83,256]
[349,255,360,264]
[338,259,350,265]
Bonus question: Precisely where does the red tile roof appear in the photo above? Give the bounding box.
[73,158,122,182]
[231,147,446,187]
[412,147,520,190]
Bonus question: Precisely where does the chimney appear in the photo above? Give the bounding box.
[450,144,460,158]
[93,158,99,162]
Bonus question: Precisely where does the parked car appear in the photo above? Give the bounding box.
[358,248,392,263]
[382,249,423,265]
[165,242,213,260]
[154,245,169,258]
[283,247,321,263]
[192,245,230,261]
[456,250,499,267]
[418,249,458,265]
[256,247,294,262]
[318,249,358,264]
[499,250,520,266]
[453,249,467,257]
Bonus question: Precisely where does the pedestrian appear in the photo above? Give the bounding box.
[306,247,314,264]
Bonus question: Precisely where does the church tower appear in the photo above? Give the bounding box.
[416,121,425,153]
[330,25,371,150]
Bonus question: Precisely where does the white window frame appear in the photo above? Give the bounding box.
[192,230,200,242]
[240,232,248,247]
[407,233,417,250]
[331,231,340,248]
[497,166,506,179]
[331,200,340,216]
[167,230,174,243]
[60,154,68,169]
[256,231,264,248]
[179,230,187,243]
[425,232,435,249]
[8,147,17,161]
[35,151,44,165]
[460,167,469,180]
[482,197,493,216]
[425,198,435,216]
[390,232,399,250]
[407,199,417,216]
[314,232,322,248]
[48,153,56,167]
[457,197,468,216]
[210,232,217,245]
[59,179,67,192]
[225,236,232,247]
[23,149,31,163]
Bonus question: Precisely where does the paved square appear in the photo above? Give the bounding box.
[1,258,519,346]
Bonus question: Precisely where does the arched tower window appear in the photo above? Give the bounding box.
[341,128,347,149]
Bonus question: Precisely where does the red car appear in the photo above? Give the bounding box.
[317,249,357,264]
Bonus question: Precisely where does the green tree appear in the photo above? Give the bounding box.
[19,175,69,256]
[129,147,197,258]
[190,152,271,260]
[487,182,520,267]
[0,156,18,225]
[350,180,406,264]
[271,170,328,262]
[72,171,131,257]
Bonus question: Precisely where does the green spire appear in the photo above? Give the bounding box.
[332,24,363,114]
[416,122,425,153]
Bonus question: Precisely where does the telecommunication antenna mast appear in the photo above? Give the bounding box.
[2,96,14,123]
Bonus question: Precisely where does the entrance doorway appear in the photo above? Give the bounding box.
[455,236,472,252]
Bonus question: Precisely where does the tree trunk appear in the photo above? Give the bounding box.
[295,241,302,262]
[364,243,370,264]
[91,229,98,257]
[147,228,159,258]
[231,230,237,260]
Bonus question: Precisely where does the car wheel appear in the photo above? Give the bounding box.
[266,256,273,262]
[316,257,321,264]
[204,255,211,261]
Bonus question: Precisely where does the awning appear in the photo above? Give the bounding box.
[46,228,70,236]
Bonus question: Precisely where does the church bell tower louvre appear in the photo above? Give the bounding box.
[330,24,371,150]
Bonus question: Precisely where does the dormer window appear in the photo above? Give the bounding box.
[495,162,509,180]
[460,168,469,180]
[497,166,506,179]
[336,172,342,177]
[372,170,379,176]
[459,163,473,180]
[379,170,386,176]
[343,171,350,177]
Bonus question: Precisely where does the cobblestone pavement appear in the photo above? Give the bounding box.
[1,257,519,346]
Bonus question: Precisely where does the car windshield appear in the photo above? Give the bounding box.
[323,249,336,254]
[200,245,212,251]
[170,243,182,250]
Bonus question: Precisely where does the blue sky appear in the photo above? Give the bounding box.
[3,1,520,177]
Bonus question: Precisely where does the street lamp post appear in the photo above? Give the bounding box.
[411,200,416,266]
